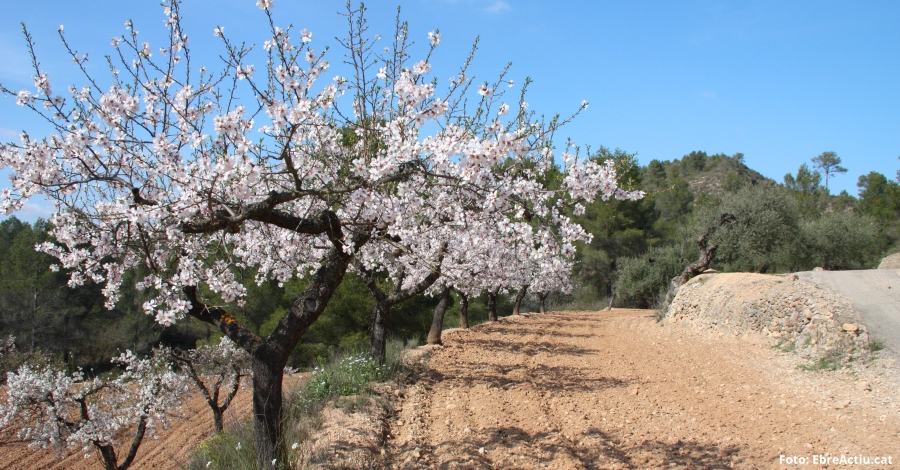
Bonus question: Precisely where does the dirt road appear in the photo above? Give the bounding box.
[388,310,900,469]
[801,269,900,359]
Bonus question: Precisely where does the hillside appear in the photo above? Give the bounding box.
[644,151,773,198]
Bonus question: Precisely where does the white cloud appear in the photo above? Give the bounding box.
[484,0,510,13]
[0,31,33,84]
[18,201,56,222]
[0,127,19,142]
[440,0,511,14]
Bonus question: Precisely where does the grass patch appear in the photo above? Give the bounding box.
[774,338,797,353]
[652,286,673,322]
[868,341,884,352]
[798,349,844,372]
[186,336,417,469]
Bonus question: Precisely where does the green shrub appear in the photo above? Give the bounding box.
[614,245,685,308]
[801,211,882,269]
[696,184,805,273]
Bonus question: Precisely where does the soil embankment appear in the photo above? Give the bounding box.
[666,272,872,364]
[387,310,899,469]
[799,269,900,361]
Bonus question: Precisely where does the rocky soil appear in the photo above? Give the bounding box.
[878,253,900,269]
[384,310,899,469]
[666,272,874,366]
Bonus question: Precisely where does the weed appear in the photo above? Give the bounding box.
[868,341,884,352]
[186,335,416,469]
[799,349,844,372]
[774,338,797,353]
[652,286,673,322]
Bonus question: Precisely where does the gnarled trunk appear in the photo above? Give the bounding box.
[357,243,446,363]
[665,212,736,305]
[183,229,361,469]
[538,292,548,314]
[512,284,528,315]
[97,443,118,470]
[211,407,224,434]
[427,287,452,345]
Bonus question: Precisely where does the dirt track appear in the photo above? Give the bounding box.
[2,310,898,469]
[801,269,900,360]
[388,310,900,469]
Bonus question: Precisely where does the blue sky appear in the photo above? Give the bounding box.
[1,0,898,221]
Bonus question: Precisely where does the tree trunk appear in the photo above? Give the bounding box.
[665,213,736,305]
[427,287,452,345]
[97,443,118,470]
[212,407,224,434]
[538,293,547,314]
[512,285,528,315]
[183,230,364,468]
[369,301,391,364]
[30,290,36,355]
[251,358,284,469]
[457,291,469,329]
[487,287,500,322]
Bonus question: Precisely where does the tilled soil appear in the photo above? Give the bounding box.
[0,375,306,470]
[0,383,253,470]
[387,310,900,469]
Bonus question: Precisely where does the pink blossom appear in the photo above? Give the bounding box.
[428,30,441,45]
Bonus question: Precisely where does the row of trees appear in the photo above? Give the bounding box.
[0,2,641,467]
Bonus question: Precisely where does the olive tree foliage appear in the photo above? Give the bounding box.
[614,245,684,308]
[692,184,803,273]
[0,350,188,470]
[801,211,882,270]
[0,1,641,466]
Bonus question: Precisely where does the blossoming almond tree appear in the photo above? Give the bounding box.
[0,351,187,470]
[0,1,641,466]
[168,337,250,434]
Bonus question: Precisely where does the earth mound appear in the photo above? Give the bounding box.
[878,252,900,269]
[666,272,871,364]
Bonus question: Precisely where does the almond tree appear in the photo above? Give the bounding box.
[168,337,250,434]
[0,1,641,466]
[0,351,187,470]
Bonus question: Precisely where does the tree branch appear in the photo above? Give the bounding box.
[182,286,262,352]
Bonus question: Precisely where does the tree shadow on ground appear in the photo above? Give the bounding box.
[402,425,745,469]
[464,321,600,341]
[453,337,593,356]
[424,360,629,393]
